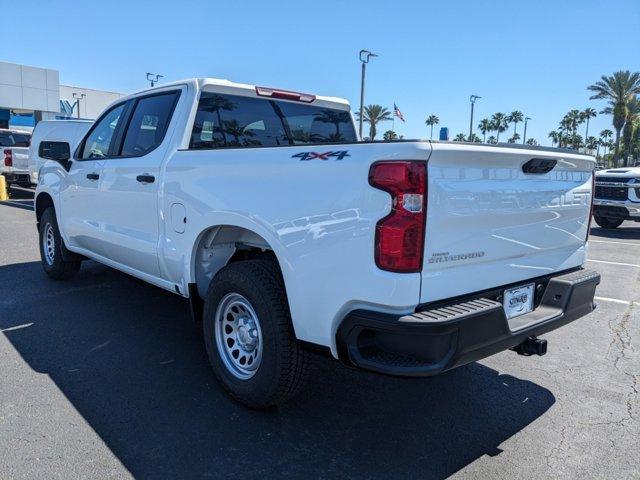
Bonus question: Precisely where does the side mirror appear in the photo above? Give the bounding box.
[39,141,72,171]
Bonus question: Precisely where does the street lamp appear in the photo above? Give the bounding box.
[146,72,164,87]
[358,50,378,140]
[522,117,532,144]
[468,95,481,141]
[72,92,85,119]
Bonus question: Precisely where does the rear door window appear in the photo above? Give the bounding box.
[120,92,179,157]
[275,102,356,144]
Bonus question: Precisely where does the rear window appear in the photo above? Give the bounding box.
[0,132,31,147]
[189,92,355,149]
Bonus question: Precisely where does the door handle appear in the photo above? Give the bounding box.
[86,173,99,180]
[136,174,155,184]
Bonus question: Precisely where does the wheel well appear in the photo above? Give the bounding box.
[193,225,280,299]
[35,192,54,224]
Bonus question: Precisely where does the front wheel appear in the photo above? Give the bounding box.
[203,259,309,409]
[593,216,624,229]
[39,207,81,280]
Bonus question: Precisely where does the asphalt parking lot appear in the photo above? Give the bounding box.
[0,186,638,480]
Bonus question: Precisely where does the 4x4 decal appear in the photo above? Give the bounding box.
[292,150,350,161]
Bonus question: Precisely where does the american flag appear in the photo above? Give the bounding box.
[393,103,405,122]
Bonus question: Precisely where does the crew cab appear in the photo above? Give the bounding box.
[592,166,640,228]
[34,78,600,408]
[1,128,32,188]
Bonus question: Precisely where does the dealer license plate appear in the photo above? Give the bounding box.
[503,283,535,319]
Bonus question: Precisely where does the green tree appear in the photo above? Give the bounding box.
[425,115,439,140]
[526,138,538,146]
[491,113,509,142]
[548,130,560,147]
[622,96,639,160]
[487,135,497,144]
[478,118,491,143]
[588,70,640,165]
[469,133,482,143]
[507,111,524,136]
[586,136,599,153]
[581,108,597,145]
[383,130,398,140]
[453,133,467,141]
[508,133,521,143]
[356,104,393,140]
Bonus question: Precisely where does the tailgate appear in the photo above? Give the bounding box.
[421,143,594,304]
[9,147,29,171]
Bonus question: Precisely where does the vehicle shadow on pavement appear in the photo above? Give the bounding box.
[0,261,556,480]
[0,186,34,211]
[590,225,640,240]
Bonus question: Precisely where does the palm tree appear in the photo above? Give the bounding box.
[356,104,393,140]
[487,135,497,144]
[622,96,639,159]
[508,133,521,143]
[425,115,439,140]
[453,133,467,142]
[478,118,491,143]
[383,130,398,140]
[586,136,598,154]
[588,70,640,164]
[581,108,597,145]
[526,138,538,146]
[469,133,482,143]
[548,130,560,147]
[507,111,524,136]
[491,113,509,142]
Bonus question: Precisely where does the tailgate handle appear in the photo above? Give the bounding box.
[522,158,557,174]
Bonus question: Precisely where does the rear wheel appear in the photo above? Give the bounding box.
[593,216,624,229]
[203,259,309,409]
[39,207,81,280]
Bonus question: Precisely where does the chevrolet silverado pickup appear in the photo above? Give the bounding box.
[1,128,32,189]
[34,78,600,408]
[593,166,640,228]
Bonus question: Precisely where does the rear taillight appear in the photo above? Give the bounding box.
[586,172,595,240]
[369,161,427,273]
[255,86,316,103]
[3,149,12,167]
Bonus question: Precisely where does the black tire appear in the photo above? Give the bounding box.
[39,207,81,280]
[203,259,309,409]
[593,216,624,229]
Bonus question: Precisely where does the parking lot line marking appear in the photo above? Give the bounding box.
[0,323,34,332]
[590,239,640,247]
[587,259,640,268]
[594,296,632,305]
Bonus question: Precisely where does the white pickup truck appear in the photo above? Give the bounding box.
[34,78,600,408]
[593,166,640,228]
[1,128,32,188]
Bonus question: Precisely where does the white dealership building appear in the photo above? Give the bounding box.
[0,60,122,130]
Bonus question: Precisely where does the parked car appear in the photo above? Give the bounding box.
[28,120,93,186]
[592,166,640,228]
[1,128,32,188]
[34,78,600,408]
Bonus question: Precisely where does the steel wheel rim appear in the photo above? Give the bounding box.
[43,223,55,265]
[214,293,263,380]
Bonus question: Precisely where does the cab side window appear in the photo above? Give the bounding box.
[79,103,125,159]
[120,92,179,157]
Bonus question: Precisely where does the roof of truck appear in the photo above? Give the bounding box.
[120,78,351,110]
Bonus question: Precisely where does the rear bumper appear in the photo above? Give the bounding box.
[2,172,32,186]
[336,269,600,377]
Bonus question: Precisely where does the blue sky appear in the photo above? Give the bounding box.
[6,0,640,144]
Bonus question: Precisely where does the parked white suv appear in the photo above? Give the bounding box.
[593,167,640,228]
[34,78,600,407]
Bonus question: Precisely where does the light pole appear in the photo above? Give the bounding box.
[72,92,85,119]
[468,95,481,141]
[146,72,164,87]
[358,50,377,140]
[522,117,531,144]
